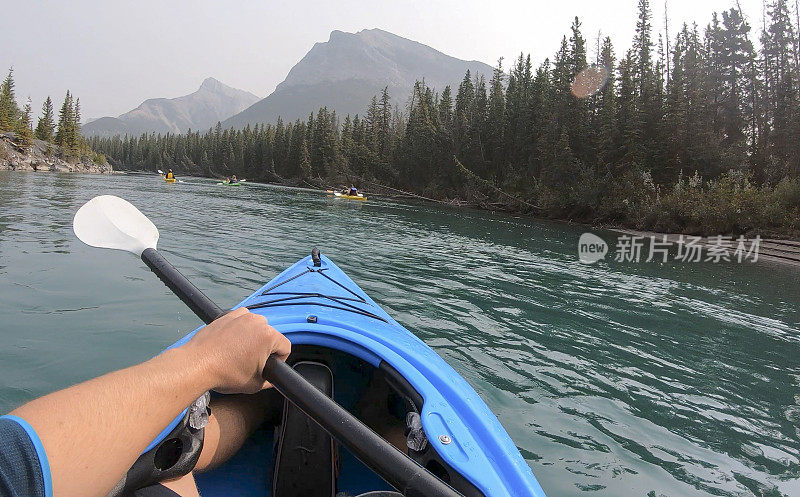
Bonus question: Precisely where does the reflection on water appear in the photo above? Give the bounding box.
[0,171,798,496]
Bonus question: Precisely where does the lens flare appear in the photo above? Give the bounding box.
[571,65,609,99]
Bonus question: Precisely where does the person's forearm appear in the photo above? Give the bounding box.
[7,307,291,497]
[11,346,215,497]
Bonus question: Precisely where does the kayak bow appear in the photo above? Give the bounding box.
[153,252,546,497]
[74,197,474,497]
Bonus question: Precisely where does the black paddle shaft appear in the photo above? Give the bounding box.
[141,248,225,323]
[140,247,463,497]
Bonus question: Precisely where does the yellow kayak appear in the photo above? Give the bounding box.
[333,191,366,201]
[163,176,176,183]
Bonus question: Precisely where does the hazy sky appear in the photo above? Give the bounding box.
[0,0,768,120]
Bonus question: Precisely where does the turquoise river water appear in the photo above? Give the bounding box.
[0,171,798,496]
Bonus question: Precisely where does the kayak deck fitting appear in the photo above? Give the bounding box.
[145,252,546,497]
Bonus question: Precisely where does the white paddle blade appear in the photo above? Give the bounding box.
[157,169,164,175]
[73,195,159,256]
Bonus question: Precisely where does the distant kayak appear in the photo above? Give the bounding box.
[158,170,177,183]
[333,191,366,201]
[218,181,241,186]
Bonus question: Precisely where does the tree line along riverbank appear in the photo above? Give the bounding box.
[89,1,800,238]
[0,69,110,173]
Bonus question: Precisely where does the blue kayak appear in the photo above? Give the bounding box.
[137,253,547,497]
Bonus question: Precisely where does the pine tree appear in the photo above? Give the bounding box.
[467,74,488,171]
[617,50,641,166]
[299,136,311,178]
[55,90,74,151]
[717,7,757,168]
[567,17,590,163]
[685,23,719,177]
[73,98,81,133]
[35,96,55,142]
[527,59,552,177]
[365,95,379,155]
[505,54,534,172]
[437,85,453,134]
[633,0,654,96]
[341,114,353,164]
[632,0,666,174]
[17,98,33,149]
[486,58,506,179]
[761,0,799,176]
[550,36,573,157]
[665,25,688,174]
[596,37,619,167]
[0,68,20,132]
[454,70,474,157]
[377,87,392,162]
[399,81,441,188]
[273,117,286,175]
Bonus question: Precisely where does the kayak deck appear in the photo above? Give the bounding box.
[157,253,546,497]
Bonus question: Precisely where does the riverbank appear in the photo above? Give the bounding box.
[0,133,112,174]
[298,175,800,268]
[305,172,800,242]
[102,168,800,268]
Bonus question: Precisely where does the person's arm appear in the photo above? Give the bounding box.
[10,308,290,497]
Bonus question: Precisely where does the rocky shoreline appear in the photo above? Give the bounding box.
[0,132,112,174]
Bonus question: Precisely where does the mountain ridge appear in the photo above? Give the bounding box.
[222,28,494,128]
[82,78,260,137]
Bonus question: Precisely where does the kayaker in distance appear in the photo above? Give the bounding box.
[349,186,358,196]
[230,175,238,183]
[0,308,291,497]
[165,169,175,180]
